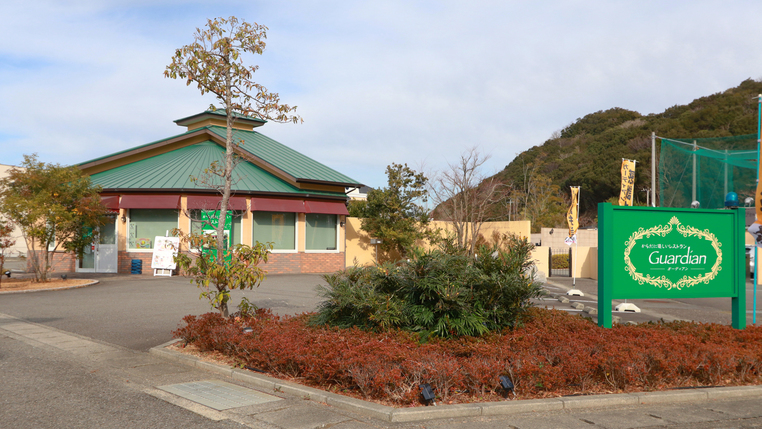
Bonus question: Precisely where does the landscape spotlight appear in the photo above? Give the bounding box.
[242,327,254,334]
[499,375,515,399]
[61,274,67,280]
[419,383,436,406]
[4,270,10,278]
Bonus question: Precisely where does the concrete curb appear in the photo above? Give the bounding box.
[149,342,762,423]
[0,280,100,294]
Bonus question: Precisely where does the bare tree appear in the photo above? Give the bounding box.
[430,147,506,256]
[165,16,300,264]
[165,17,300,317]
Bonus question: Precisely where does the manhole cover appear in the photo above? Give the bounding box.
[158,380,281,410]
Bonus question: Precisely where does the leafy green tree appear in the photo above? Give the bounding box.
[173,230,271,317]
[519,173,566,232]
[349,163,430,260]
[0,155,109,282]
[497,79,762,220]
[165,16,300,263]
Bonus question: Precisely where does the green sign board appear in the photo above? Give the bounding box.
[199,210,232,261]
[200,210,232,232]
[598,203,745,329]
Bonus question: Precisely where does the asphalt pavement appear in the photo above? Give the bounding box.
[539,276,762,327]
[0,273,329,351]
[2,273,762,428]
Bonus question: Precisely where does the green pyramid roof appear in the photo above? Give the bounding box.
[206,126,358,185]
[89,141,345,198]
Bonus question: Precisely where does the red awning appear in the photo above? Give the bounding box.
[119,195,180,209]
[100,196,120,210]
[250,198,305,213]
[187,196,247,211]
[304,201,349,216]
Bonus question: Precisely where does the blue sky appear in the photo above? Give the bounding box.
[2,1,762,188]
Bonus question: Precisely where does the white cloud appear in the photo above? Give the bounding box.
[1,1,762,188]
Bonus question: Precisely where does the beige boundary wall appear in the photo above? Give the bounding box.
[345,217,381,267]
[346,217,600,281]
[532,246,598,280]
[530,247,549,278]
[345,218,532,267]
[540,227,598,248]
[430,220,532,246]
[348,221,761,283]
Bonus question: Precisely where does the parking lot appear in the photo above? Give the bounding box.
[535,276,762,327]
[0,273,329,351]
[1,272,760,354]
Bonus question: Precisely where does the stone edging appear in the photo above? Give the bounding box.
[0,280,100,294]
[149,341,762,423]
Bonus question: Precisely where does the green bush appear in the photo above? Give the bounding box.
[312,234,542,338]
[551,253,570,269]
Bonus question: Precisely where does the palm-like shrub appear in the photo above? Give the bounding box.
[312,265,405,331]
[313,234,542,338]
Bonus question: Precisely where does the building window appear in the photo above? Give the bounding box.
[99,214,117,245]
[128,209,178,250]
[306,213,337,251]
[190,210,243,246]
[252,212,296,251]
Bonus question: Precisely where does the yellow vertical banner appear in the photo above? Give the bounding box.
[618,159,636,206]
[567,186,579,238]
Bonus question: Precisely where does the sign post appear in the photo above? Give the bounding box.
[598,203,745,329]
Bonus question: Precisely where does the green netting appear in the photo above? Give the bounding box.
[659,134,758,209]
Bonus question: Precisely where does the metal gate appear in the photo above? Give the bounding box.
[548,247,572,277]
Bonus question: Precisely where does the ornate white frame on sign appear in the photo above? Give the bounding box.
[623,216,722,291]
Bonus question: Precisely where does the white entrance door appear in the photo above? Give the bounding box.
[76,216,118,273]
[96,215,118,273]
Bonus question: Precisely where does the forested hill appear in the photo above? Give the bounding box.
[498,78,762,226]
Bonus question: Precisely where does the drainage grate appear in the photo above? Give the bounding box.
[158,380,281,411]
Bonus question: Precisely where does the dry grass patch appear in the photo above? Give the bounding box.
[0,278,92,292]
[172,309,762,407]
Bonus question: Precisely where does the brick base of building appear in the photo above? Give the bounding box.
[26,251,346,275]
[115,251,345,275]
[118,252,153,274]
[263,252,345,274]
[25,251,76,274]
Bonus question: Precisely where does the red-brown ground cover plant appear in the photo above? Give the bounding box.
[173,307,762,407]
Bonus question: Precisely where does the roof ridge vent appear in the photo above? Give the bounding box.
[174,108,266,131]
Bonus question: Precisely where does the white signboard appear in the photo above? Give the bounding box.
[749,221,762,248]
[565,234,577,246]
[151,236,180,270]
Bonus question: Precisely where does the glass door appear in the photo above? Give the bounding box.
[78,243,96,271]
[76,215,118,273]
[96,215,118,273]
